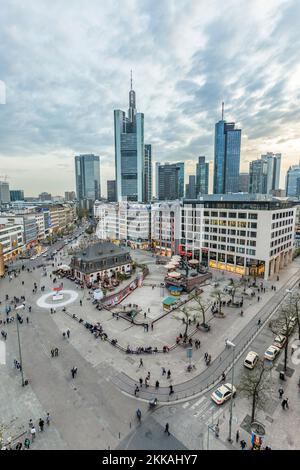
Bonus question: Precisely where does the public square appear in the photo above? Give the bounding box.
[1,241,300,450]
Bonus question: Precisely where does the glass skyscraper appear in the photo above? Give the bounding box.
[176,162,185,198]
[75,154,101,209]
[114,78,145,202]
[286,165,300,197]
[196,156,209,195]
[156,163,180,200]
[249,153,281,195]
[213,116,241,194]
[144,144,152,202]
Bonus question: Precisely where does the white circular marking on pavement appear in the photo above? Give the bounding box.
[36,290,79,309]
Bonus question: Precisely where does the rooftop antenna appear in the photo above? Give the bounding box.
[130,70,133,90]
[221,101,224,120]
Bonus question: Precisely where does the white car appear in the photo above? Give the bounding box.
[30,256,36,260]
[211,383,236,405]
[264,345,280,361]
[244,351,259,369]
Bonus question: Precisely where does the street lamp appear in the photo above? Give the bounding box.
[15,304,25,387]
[225,339,236,443]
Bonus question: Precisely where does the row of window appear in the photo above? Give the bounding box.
[203,211,258,220]
[271,227,293,238]
[202,242,256,255]
[272,211,294,219]
[271,219,293,229]
[270,234,293,247]
[270,242,292,257]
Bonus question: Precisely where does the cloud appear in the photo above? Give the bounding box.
[0,0,299,195]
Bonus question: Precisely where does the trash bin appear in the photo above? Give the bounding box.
[279,371,285,381]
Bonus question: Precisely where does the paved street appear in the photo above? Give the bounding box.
[1,242,300,450]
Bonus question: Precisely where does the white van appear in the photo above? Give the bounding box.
[244,351,259,369]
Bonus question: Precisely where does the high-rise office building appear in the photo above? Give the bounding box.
[157,163,180,200]
[249,153,281,195]
[196,156,209,195]
[144,144,152,202]
[238,173,249,193]
[176,162,185,198]
[0,181,10,204]
[64,191,76,202]
[186,175,197,199]
[10,190,24,202]
[286,165,300,197]
[213,104,241,194]
[107,180,117,202]
[75,154,101,210]
[39,192,52,201]
[114,75,144,202]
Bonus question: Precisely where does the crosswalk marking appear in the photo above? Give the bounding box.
[182,401,190,409]
[190,396,206,410]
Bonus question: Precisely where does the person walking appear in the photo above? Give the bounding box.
[139,358,143,368]
[55,347,59,357]
[30,426,36,441]
[281,399,286,410]
[169,385,174,395]
[285,397,289,409]
[164,423,170,436]
[24,438,31,450]
[139,377,143,388]
[278,387,284,399]
[167,369,171,379]
[39,418,44,432]
[134,385,139,396]
[236,429,240,443]
[46,412,51,426]
[240,440,247,450]
[66,329,70,339]
[155,380,160,389]
[51,349,54,358]
[162,367,166,376]
[71,367,75,379]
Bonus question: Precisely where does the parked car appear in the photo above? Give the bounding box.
[273,334,287,349]
[264,345,280,361]
[211,383,236,405]
[244,351,259,369]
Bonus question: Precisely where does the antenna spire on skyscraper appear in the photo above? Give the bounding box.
[222,101,224,120]
[130,70,133,91]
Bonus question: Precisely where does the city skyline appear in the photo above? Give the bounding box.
[1,0,300,196]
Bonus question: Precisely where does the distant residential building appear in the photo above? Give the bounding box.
[10,190,24,202]
[156,163,181,200]
[213,105,241,194]
[75,154,101,211]
[144,144,152,202]
[151,200,181,257]
[0,214,37,248]
[64,191,76,202]
[114,75,144,202]
[39,192,52,201]
[286,165,300,197]
[238,173,249,193]
[107,180,117,202]
[0,181,10,204]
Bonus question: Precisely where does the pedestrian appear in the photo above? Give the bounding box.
[30,426,36,441]
[240,440,247,450]
[155,380,160,389]
[164,423,170,436]
[147,371,151,379]
[204,352,208,361]
[139,377,143,387]
[167,369,171,379]
[66,329,70,339]
[278,387,284,399]
[26,316,29,324]
[285,398,289,409]
[24,438,31,450]
[63,332,66,339]
[162,367,166,376]
[144,312,146,319]
[257,319,261,326]
[55,347,59,357]
[151,323,154,331]
[71,367,75,379]
[51,349,54,358]
[46,412,50,426]
[134,385,139,396]
[169,385,174,395]
[139,358,143,368]
[39,418,44,431]
[281,399,286,410]
[80,299,82,306]
[236,429,240,443]
[28,418,33,429]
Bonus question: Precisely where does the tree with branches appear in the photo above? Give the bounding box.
[288,292,300,340]
[211,288,225,316]
[176,306,199,339]
[228,278,241,304]
[238,360,273,423]
[190,290,208,326]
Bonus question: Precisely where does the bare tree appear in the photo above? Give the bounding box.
[211,289,225,316]
[176,306,199,339]
[228,279,241,304]
[271,300,297,371]
[289,293,300,340]
[190,290,208,326]
[238,360,273,423]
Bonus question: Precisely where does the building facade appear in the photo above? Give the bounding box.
[213,117,241,194]
[10,190,24,202]
[151,201,181,257]
[0,181,10,204]
[0,224,24,260]
[249,153,281,195]
[114,78,145,202]
[238,173,249,193]
[107,180,117,202]
[144,144,152,202]
[196,156,209,195]
[156,163,181,200]
[286,165,300,198]
[75,154,101,210]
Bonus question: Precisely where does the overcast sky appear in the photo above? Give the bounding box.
[1,0,300,196]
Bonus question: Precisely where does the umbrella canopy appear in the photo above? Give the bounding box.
[59,265,71,271]
[188,259,199,265]
[168,271,182,279]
